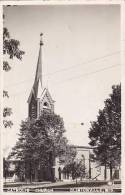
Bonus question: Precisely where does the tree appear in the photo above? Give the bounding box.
[8,111,74,182]
[64,160,86,183]
[15,161,25,181]
[58,142,76,165]
[3,158,9,182]
[88,84,121,180]
[3,27,25,128]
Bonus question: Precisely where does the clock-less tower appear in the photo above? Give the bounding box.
[27,34,54,120]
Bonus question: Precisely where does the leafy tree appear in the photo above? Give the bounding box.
[3,158,9,181]
[64,160,86,183]
[88,84,121,180]
[15,161,25,181]
[3,27,25,128]
[8,111,74,182]
[59,144,77,166]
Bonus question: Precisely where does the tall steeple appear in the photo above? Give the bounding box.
[32,33,43,98]
[28,34,54,120]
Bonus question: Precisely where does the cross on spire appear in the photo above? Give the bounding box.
[40,33,43,46]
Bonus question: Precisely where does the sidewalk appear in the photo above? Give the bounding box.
[3,180,75,189]
[3,180,121,190]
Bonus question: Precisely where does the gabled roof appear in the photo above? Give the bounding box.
[27,85,55,104]
[40,87,55,104]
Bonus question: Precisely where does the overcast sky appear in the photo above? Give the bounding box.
[3,5,120,157]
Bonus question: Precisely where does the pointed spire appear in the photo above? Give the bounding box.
[33,33,43,98]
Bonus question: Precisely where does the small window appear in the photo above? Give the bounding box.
[43,102,48,107]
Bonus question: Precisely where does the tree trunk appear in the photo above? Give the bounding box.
[109,162,113,180]
[24,161,26,182]
[89,159,91,179]
[5,171,6,185]
[34,166,38,182]
[104,163,107,180]
[30,161,32,183]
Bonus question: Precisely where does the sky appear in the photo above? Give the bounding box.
[3,5,121,157]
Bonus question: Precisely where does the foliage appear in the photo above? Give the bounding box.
[3,27,25,128]
[15,161,25,181]
[88,84,121,179]
[64,159,86,182]
[3,107,12,117]
[59,144,77,165]
[3,90,9,98]
[3,27,25,61]
[3,158,9,179]
[8,111,75,181]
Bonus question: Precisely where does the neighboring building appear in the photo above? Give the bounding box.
[54,146,121,181]
[3,159,24,183]
[54,146,92,181]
